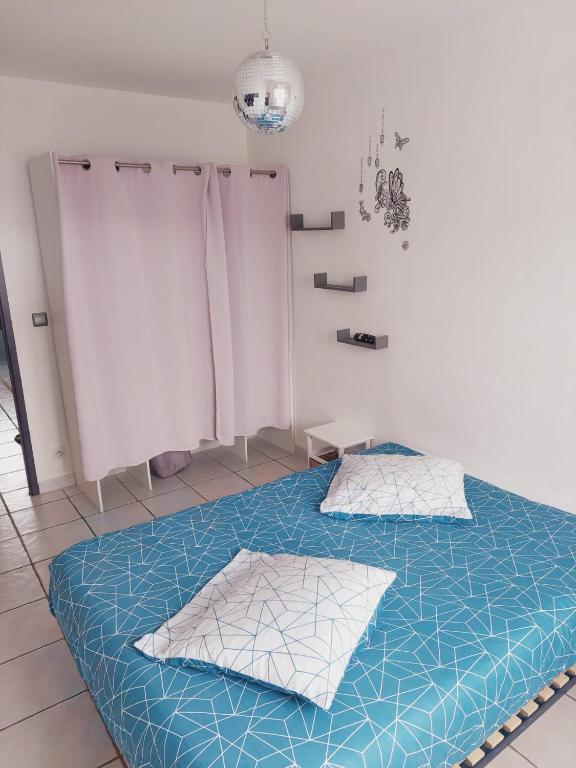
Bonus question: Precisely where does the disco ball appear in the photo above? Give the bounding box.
[232,49,304,134]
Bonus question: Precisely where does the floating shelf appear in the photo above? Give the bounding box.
[290,211,345,231]
[337,328,389,350]
[314,273,367,292]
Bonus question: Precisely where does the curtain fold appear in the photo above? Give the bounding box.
[218,166,291,437]
[54,157,289,481]
[204,164,235,447]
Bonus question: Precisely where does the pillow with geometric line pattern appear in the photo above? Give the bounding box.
[134,548,396,710]
[320,453,473,523]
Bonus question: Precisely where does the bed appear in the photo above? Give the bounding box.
[49,443,576,768]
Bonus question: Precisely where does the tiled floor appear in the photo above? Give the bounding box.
[0,426,574,767]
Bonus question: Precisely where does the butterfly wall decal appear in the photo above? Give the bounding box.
[375,168,411,233]
[394,131,410,151]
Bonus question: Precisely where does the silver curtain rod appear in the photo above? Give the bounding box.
[57,158,277,178]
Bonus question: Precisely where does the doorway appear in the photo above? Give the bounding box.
[0,252,39,497]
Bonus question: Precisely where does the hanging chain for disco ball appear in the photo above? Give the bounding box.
[231,0,305,134]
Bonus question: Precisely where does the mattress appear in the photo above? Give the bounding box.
[49,443,576,768]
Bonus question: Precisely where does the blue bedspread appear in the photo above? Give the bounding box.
[49,444,576,768]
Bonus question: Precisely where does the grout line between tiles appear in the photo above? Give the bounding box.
[116,472,202,501]
[68,492,139,518]
[0,595,47,616]
[0,493,38,579]
[0,591,48,614]
[0,636,62,667]
[509,744,540,767]
[10,512,84,538]
[0,689,86,733]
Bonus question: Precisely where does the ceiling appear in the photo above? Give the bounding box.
[0,0,465,103]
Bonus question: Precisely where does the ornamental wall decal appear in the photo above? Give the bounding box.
[375,168,411,234]
[358,109,412,249]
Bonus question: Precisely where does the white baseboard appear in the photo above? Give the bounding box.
[38,472,75,494]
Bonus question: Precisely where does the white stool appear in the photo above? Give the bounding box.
[304,421,374,466]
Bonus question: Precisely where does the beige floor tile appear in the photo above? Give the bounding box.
[192,473,252,501]
[485,748,534,767]
[0,537,29,574]
[21,519,93,563]
[12,497,80,536]
[0,640,85,729]
[72,478,136,517]
[2,487,66,513]
[178,454,232,485]
[0,440,21,458]
[0,691,116,768]
[0,514,17,541]
[568,687,575,701]
[98,476,137,508]
[279,453,310,472]
[33,558,53,593]
[120,473,185,500]
[0,429,19,444]
[143,486,205,518]
[0,598,62,663]
[0,565,44,612]
[85,502,152,536]
[62,484,82,497]
[0,469,28,493]
[99,473,122,487]
[238,461,293,486]
[0,453,25,474]
[248,436,292,460]
[0,420,18,432]
[513,695,576,767]
[209,446,270,472]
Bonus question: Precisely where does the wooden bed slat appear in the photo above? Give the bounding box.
[457,663,576,768]
[482,731,504,750]
[535,686,554,703]
[463,747,486,767]
[552,673,570,689]
[502,715,522,734]
[519,700,538,718]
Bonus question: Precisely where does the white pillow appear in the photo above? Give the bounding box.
[134,548,396,710]
[320,453,472,522]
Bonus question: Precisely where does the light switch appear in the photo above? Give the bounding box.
[32,312,48,327]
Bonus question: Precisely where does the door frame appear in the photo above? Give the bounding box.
[0,252,39,496]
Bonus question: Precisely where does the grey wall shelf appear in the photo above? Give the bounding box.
[337,328,389,350]
[290,211,345,231]
[314,273,367,292]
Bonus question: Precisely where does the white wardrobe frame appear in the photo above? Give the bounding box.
[29,153,153,512]
[29,153,294,513]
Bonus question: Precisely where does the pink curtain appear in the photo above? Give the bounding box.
[55,157,234,480]
[218,167,292,436]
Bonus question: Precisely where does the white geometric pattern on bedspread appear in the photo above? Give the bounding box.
[135,549,396,710]
[320,453,473,520]
[47,443,576,768]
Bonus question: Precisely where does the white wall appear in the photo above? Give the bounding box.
[248,1,576,512]
[0,75,247,488]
